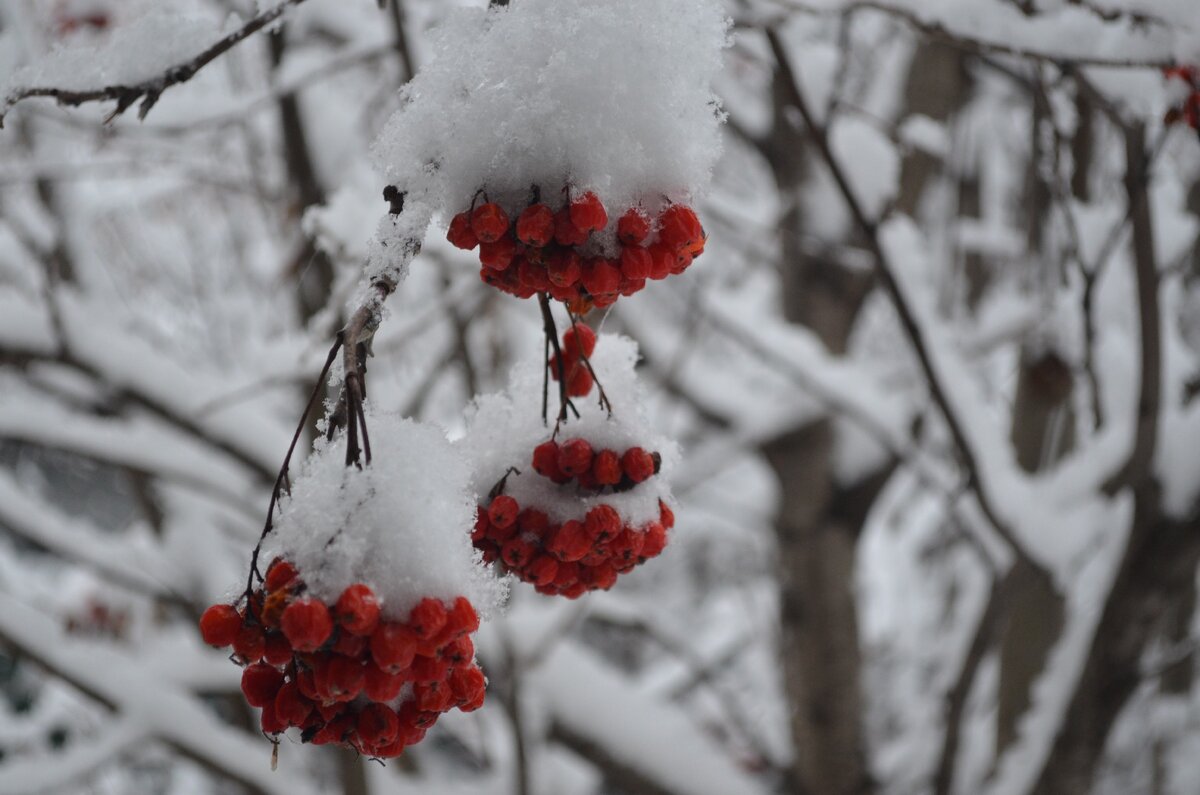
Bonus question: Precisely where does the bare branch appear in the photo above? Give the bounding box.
[1,0,308,128]
[767,29,1046,576]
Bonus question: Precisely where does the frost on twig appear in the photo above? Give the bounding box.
[0,0,308,128]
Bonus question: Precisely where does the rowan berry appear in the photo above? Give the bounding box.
[566,367,594,397]
[584,505,622,543]
[621,447,656,483]
[335,584,381,636]
[264,558,298,592]
[488,495,520,529]
[447,211,479,250]
[516,204,555,247]
[357,703,401,748]
[658,205,703,250]
[547,250,582,287]
[581,257,621,297]
[241,663,284,708]
[363,662,406,702]
[562,322,597,358]
[532,440,564,480]
[449,666,487,710]
[480,236,518,271]
[501,536,536,568]
[471,202,510,243]
[280,599,333,652]
[409,597,448,641]
[233,623,265,662]
[557,438,594,477]
[617,207,651,245]
[199,604,241,648]
[641,522,668,558]
[527,554,559,587]
[546,520,591,562]
[264,632,293,666]
[554,207,589,246]
[371,622,417,672]
[593,449,622,486]
[620,246,652,280]
[275,680,314,727]
[569,192,608,233]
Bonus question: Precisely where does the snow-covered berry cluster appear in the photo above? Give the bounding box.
[200,560,485,759]
[1165,65,1200,132]
[473,491,673,598]
[447,191,705,312]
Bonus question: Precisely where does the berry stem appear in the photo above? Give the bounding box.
[566,309,613,416]
[538,292,578,428]
[245,333,344,605]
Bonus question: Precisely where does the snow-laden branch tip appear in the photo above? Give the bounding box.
[0,0,307,128]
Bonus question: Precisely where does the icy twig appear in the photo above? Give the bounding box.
[0,0,309,128]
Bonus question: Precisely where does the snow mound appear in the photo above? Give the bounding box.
[460,333,679,528]
[264,410,506,620]
[371,0,729,222]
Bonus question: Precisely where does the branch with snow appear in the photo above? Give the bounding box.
[0,0,308,128]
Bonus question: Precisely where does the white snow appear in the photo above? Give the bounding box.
[265,408,506,620]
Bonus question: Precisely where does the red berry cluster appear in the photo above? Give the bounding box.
[199,560,485,759]
[551,322,597,398]
[1165,65,1200,131]
[472,436,673,597]
[447,192,706,312]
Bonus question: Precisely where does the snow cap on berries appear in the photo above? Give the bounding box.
[371,0,728,224]
[459,334,679,529]
[266,410,506,621]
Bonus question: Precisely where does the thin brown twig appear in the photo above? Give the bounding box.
[767,29,1044,577]
[1,0,309,128]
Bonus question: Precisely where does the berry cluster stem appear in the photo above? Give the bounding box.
[245,333,344,605]
[538,292,579,429]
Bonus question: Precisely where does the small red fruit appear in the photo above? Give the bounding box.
[264,558,298,592]
[658,205,703,250]
[569,192,608,233]
[471,202,510,243]
[409,597,448,641]
[593,449,622,486]
[480,236,518,271]
[336,584,381,636]
[581,258,621,297]
[447,211,479,250]
[621,447,656,483]
[557,438,594,477]
[516,204,555,247]
[280,599,334,652]
[488,495,520,529]
[562,322,597,358]
[241,663,284,708]
[617,208,651,245]
[198,604,241,648]
[371,622,418,672]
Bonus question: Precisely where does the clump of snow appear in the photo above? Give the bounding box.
[4,1,223,95]
[459,333,679,528]
[370,0,729,224]
[264,410,506,620]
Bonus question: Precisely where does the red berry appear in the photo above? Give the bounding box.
[198,604,241,648]
[318,655,365,702]
[641,522,668,558]
[516,204,555,247]
[569,192,608,233]
[472,507,490,543]
[584,505,621,543]
[532,441,563,481]
[447,211,479,250]
[409,598,448,641]
[364,662,406,702]
[332,630,367,658]
[264,632,293,666]
[274,680,313,727]
[617,208,651,245]
[371,622,418,673]
[620,246,652,280]
[562,322,597,357]
[554,207,589,246]
[566,366,594,397]
[527,554,559,587]
[449,666,487,710]
[260,698,286,734]
[557,438,594,477]
[659,500,675,529]
[414,680,455,712]
[593,450,622,486]
[442,634,475,666]
[471,202,510,243]
[546,520,592,563]
[264,558,299,592]
[280,599,333,652]
[411,653,450,684]
[658,205,703,250]
[517,257,551,291]
[501,537,536,568]
[488,495,519,529]
[547,250,582,287]
[335,584,381,636]
[358,703,401,747]
[480,236,518,271]
[621,447,656,483]
[518,508,550,535]
[445,596,480,636]
[648,243,674,280]
[241,663,284,708]
[233,623,265,662]
[581,258,621,297]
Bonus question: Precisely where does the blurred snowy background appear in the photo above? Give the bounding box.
[3,1,1200,794]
